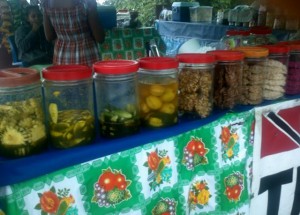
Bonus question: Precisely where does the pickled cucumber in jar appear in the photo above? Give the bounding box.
[99,104,140,138]
[48,103,95,148]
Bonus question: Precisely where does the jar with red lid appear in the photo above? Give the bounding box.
[93,60,140,138]
[207,50,244,109]
[138,57,179,128]
[261,45,289,100]
[286,44,300,95]
[177,53,216,117]
[42,65,96,149]
[0,68,47,157]
[249,26,277,45]
[235,46,269,105]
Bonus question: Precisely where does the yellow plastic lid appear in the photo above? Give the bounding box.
[234,46,269,58]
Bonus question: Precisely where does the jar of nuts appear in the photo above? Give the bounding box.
[138,57,179,128]
[235,46,269,105]
[177,53,216,118]
[207,50,244,109]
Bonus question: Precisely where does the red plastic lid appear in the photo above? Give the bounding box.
[0,68,40,87]
[42,65,92,81]
[287,44,300,51]
[250,26,272,35]
[226,29,238,36]
[138,57,179,70]
[261,45,290,54]
[176,53,216,64]
[207,50,245,61]
[93,60,139,75]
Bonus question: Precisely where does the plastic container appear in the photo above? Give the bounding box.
[261,45,289,100]
[220,29,251,50]
[172,2,199,22]
[207,50,245,109]
[177,53,216,117]
[189,6,213,23]
[138,57,179,128]
[0,68,47,158]
[249,26,277,45]
[42,65,96,149]
[235,46,269,105]
[93,60,140,138]
[286,44,300,95]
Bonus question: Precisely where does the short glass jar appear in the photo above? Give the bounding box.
[42,65,96,149]
[235,46,269,105]
[0,68,47,157]
[177,53,216,117]
[207,50,245,109]
[261,45,289,100]
[93,60,140,138]
[138,57,179,128]
[286,44,300,95]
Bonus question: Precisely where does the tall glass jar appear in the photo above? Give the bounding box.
[286,44,300,95]
[138,57,179,128]
[235,46,269,105]
[261,45,289,100]
[0,68,47,157]
[93,60,140,138]
[207,50,244,109]
[42,65,96,149]
[177,53,216,118]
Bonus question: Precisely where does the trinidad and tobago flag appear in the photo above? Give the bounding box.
[251,100,300,215]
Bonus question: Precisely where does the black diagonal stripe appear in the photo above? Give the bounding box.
[267,112,300,146]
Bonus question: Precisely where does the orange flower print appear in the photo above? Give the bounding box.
[221,126,231,144]
[40,191,60,213]
[148,151,160,171]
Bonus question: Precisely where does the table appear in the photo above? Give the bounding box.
[1,96,300,214]
[155,20,294,56]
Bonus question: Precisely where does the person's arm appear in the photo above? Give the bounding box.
[86,0,105,43]
[43,10,57,41]
[15,25,38,53]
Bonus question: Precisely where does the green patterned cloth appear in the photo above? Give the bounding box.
[0,110,254,215]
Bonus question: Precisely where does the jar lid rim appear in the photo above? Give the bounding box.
[42,65,92,81]
[138,57,179,70]
[207,50,245,61]
[177,53,216,63]
[93,60,139,75]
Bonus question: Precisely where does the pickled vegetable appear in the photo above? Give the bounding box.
[48,106,95,148]
[0,98,47,157]
[99,105,139,138]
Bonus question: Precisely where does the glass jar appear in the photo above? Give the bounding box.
[93,60,140,138]
[286,44,300,95]
[138,57,179,128]
[207,50,244,109]
[42,65,96,149]
[0,68,47,158]
[249,26,277,45]
[177,53,215,118]
[235,46,269,105]
[261,45,289,100]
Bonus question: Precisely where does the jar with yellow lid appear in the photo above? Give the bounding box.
[138,57,179,128]
[235,46,269,105]
[177,53,216,118]
[0,68,47,157]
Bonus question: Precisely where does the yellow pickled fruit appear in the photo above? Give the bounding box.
[150,85,165,96]
[149,117,163,127]
[146,95,162,110]
[49,103,58,123]
[160,103,176,114]
[161,88,176,102]
[141,102,150,114]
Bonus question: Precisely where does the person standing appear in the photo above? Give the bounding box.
[41,0,105,67]
[14,5,53,66]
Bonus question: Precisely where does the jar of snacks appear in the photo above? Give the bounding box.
[235,46,269,105]
[249,26,277,45]
[177,53,215,117]
[286,44,300,95]
[261,45,289,100]
[138,57,179,128]
[42,65,96,149]
[93,60,140,138]
[207,50,244,109]
[0,68,47,157]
